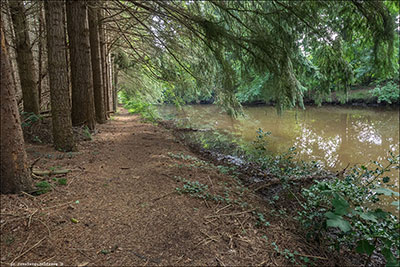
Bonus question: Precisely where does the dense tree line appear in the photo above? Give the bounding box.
[1,1,117,193]
[1,0,398,193]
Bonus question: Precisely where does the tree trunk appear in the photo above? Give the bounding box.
[66,0,96,130]
[44,0,75,151]
[3,5,21,105]
[113,57,118,111]
[98,8,110,118]
[88,4,106,123]
[1,24,33,194]
[38,1,44,108]
[9,0,40,115]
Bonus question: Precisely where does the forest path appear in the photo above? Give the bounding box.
[1,107,330,266]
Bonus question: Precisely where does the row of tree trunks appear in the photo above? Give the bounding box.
[9,0,40,115]
[66,0,96,130]
[1,0,119,194]
[1,24,33,193]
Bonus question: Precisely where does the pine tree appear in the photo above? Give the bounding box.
[1,24,33,193]
[9,0,40,115]
[66,0,96,130]
[44,0,75,151]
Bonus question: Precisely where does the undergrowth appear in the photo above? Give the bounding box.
[119,92,160,123]
[167,122,400,266]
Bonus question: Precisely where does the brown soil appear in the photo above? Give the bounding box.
[1,108,344,266]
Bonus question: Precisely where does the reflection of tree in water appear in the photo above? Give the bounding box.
[161,105,398,173]
[291,110,398,170]
[293,127,340,168]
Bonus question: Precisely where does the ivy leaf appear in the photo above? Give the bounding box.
[324,211,337,219]
[382,248,399,267]
[371,208,388,219]
[373,187,400,197]
[332,193,349,216]
[325,212,352,232]
[359,212,378,223]
[355,240,375,256]
[391,201,400,210]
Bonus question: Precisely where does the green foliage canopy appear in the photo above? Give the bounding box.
[109,0,399,112]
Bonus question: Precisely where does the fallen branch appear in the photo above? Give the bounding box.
[32,169,71,176]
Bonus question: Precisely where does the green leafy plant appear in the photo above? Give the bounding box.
[122,97,160,123]
[57,178,67,185]
[21,112,42,128]
[34,181,52,195]
[371,81,400,104]
[298,153,400,266]
[253,211,270,227]
[270,242,311,264]
[83,126,93,140]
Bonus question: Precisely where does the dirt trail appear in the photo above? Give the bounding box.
[1,108,336,266]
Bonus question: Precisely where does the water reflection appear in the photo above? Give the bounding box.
[160,105,399,171]
[159,104,400,210]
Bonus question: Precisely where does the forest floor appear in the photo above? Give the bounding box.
[1,107,351,266]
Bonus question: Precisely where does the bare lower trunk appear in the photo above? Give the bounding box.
[66,0,96,130]
[9,0,40,114]
[45,0,75,151]
[1,24,33,194]
[88,4,106,123]
[99,8,109,118]
[113,58,118,111]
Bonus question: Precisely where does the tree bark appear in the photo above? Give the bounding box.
[98,7,110,118]
[9,0,40,115]
[3,5,21,105]
[1,24,33,194]
[44,0,75,151]
[88,4,106,123]
[113,57,118,111]
[66,0,96,130]
[38,1,44,108]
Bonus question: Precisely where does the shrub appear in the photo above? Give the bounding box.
[371,81,399,104]
[298,153,400,266]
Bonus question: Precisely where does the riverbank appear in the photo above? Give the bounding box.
[184,82,400,107]
[1,107,345,266]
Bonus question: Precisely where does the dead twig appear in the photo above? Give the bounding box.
[216,204,231,213]
[30,157,41,173]
[20,191,36,199]
[11,236,46,264]
[42,201,75,210]
[200,229,219,242]
[151,191,174,202]
[294,253,328,260]
[216,256,226,266]
[27,209,38,228]
[205,208,256,219]
[77,249,94,260]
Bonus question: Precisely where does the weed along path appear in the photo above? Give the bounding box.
[1,108,341,266]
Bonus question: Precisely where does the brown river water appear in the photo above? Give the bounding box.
[159,104,399,212]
